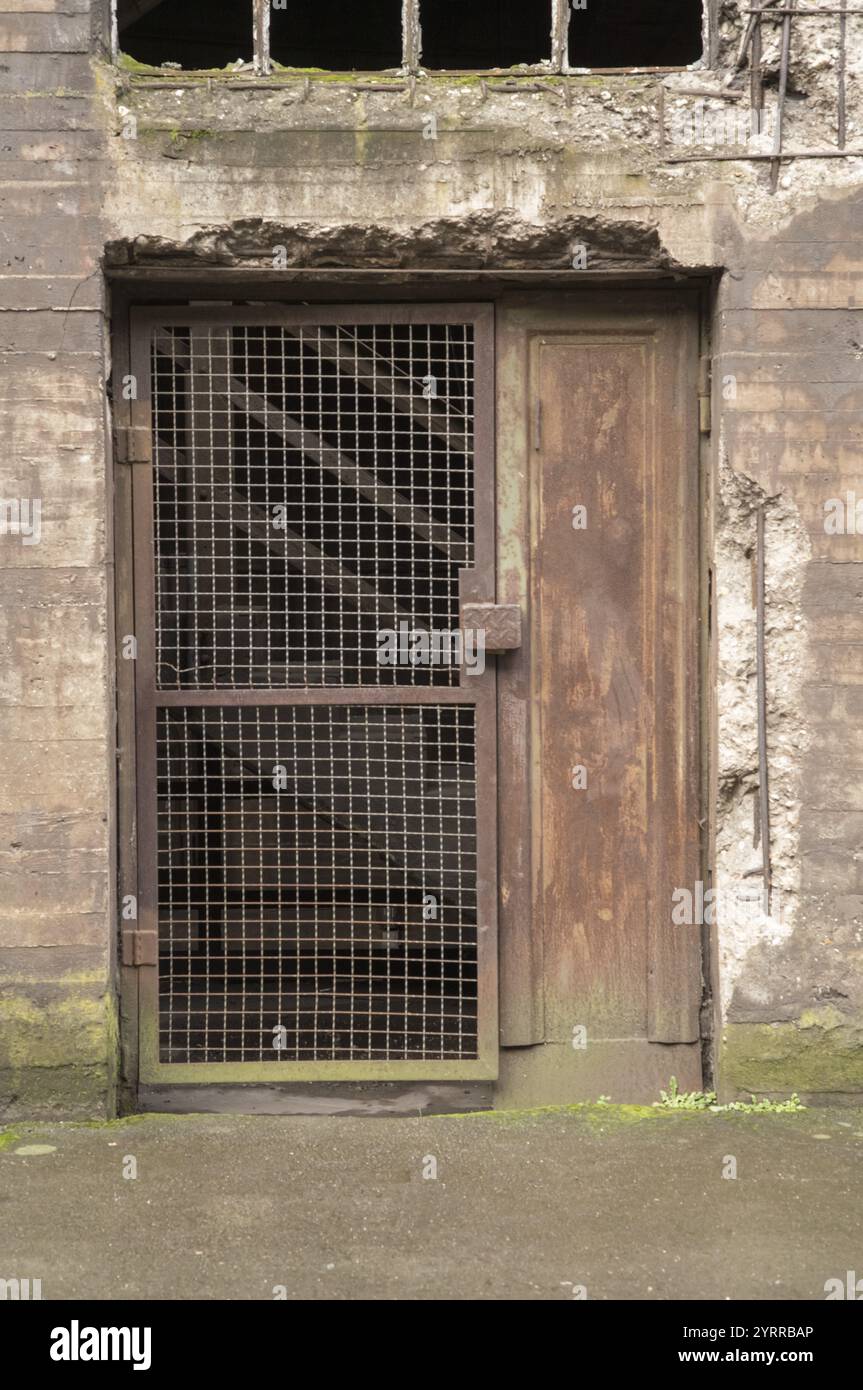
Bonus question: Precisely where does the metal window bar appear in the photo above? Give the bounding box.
[669,3,862,178]
[253,0,270,75]
[119,1,710,79]
[129,305,498,1083]
[260,1,564,76]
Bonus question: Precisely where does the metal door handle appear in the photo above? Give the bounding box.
[460,602,523,653]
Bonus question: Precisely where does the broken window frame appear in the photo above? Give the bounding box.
[112,0,711,78]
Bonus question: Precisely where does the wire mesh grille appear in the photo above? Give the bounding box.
[156,704,478,1063]
[152,323,475,689]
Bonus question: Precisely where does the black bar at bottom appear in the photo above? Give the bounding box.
[11,1299,859,1373]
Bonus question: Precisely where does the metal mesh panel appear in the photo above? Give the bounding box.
[152,323,474,689]
[157,704,478,1063]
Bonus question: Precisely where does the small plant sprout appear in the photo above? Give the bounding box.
[655,1078,804,1114]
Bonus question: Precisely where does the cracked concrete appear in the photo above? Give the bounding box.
[104,210,674,271]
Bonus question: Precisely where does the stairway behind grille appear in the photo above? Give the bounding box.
[149,317,481,1065]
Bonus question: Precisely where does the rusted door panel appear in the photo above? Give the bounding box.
[497,296,701,1079]
[538,337,652,1038]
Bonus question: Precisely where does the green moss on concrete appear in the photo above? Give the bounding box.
[0,1127,22,1152]
[451,1101,663,1128]
[116,64,574,90]
[116,53,254,78]
[0,995,110,1070]
[0,986,119,1120]
[456,1090,808,1127]
[104,991,119,1120]
[270,66,394,81]
[580,1103,666,1133]
[168,128,214,144]
[722,1011,863,1099]
[0,1066,110,1121]
[116,52,159,74]
[71,1115,147,1131]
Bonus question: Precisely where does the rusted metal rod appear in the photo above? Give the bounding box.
[838,0,848,150]
[755,506,773,910]
[674,86,747,102]
[666,148,863,162]
[770,0,796,191]
[734,0,783,71]
[745,6,863,12]
[750,19,763,117]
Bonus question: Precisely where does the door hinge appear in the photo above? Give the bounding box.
[122,930,157,967]
[698,356,712,435]
[114,424,149,464]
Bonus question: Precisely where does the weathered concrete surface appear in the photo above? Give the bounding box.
[2,2,863,1115]
[1,1107,860,1301]
[0,0,114,1122]
[91,23,863,1107]
[97,37,863,1102]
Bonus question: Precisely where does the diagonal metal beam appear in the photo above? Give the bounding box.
[155,331,469,565]
[288,324,472,461]
[155,445,409,626]
[211,710,463,907]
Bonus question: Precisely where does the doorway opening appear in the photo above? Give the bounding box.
[115,284,708,1111]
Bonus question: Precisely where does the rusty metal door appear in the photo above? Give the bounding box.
[126,305,499,1083]
[496,294,703,1100]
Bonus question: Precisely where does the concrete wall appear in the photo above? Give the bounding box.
[2,1,862,1114]
[0,0,114,1118]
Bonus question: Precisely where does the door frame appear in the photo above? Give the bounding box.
[112,279,716,1109]
[121,301,500,1085]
